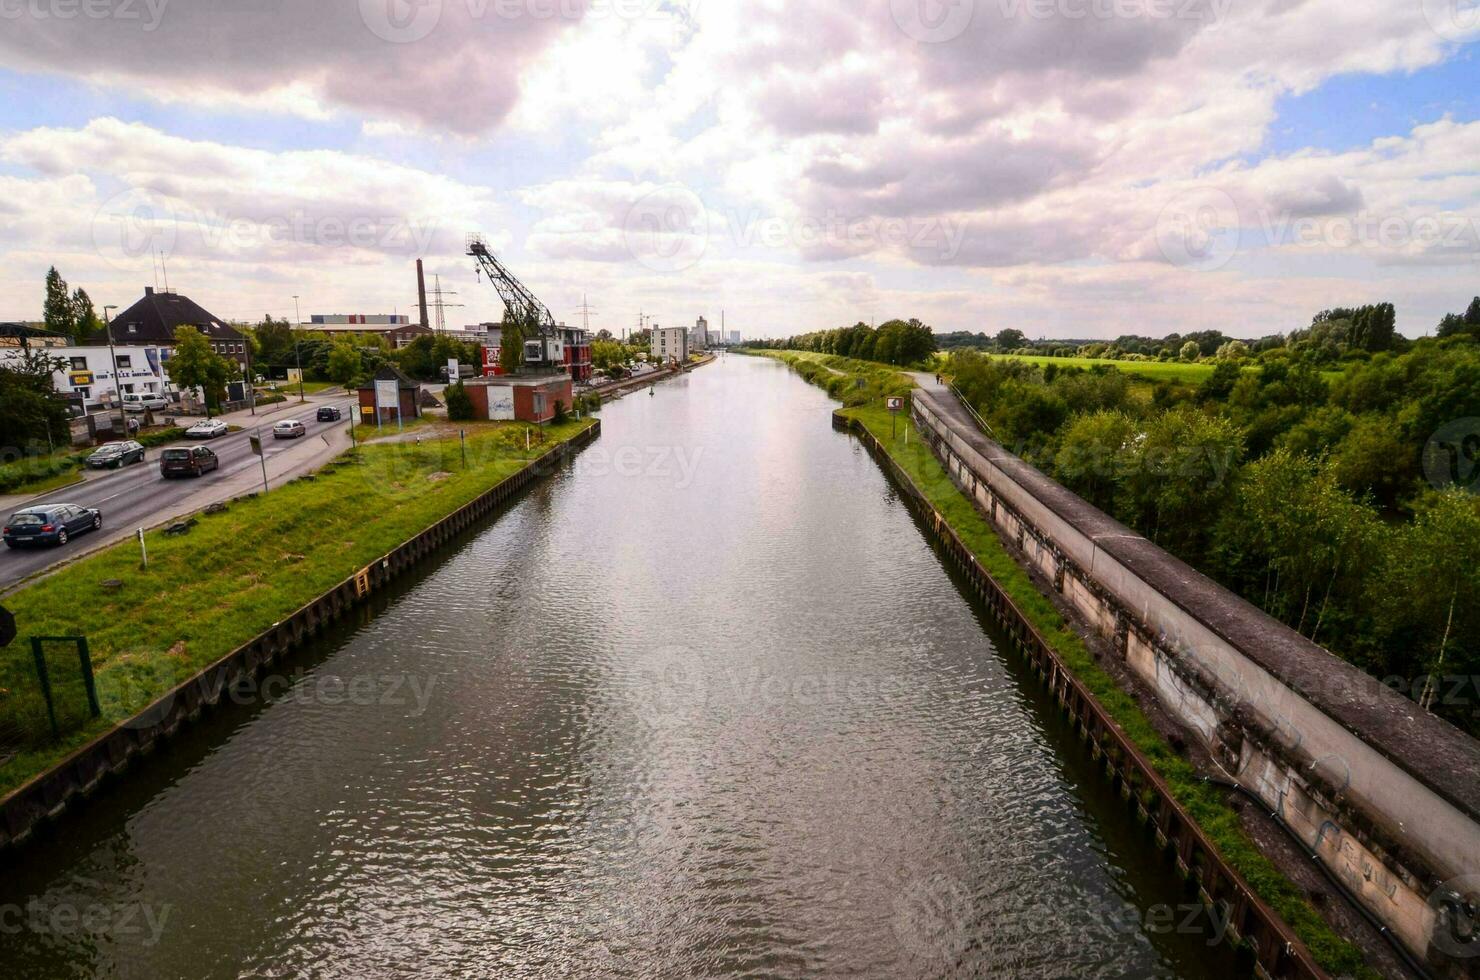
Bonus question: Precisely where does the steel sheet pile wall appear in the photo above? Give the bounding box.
[906,391,1480,975]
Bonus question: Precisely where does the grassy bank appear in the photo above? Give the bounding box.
[750,349,1366,977]
[0,418,594,797]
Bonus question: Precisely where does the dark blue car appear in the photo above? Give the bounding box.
[3,503,102,549]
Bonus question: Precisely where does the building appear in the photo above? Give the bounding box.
[729,330,741,346]
[87,287,247,366]
[356,364,423,424]
[0,342,175,415]
[465,376,573,423]
[562,326,593,381]
[476,322,591,381]
[309,314,432,349]
[0,323,68,349]
[650,324,688,365]
[689,316,709,351]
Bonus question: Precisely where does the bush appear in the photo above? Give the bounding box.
[445,381,474,422]
[0,453,84,495]
[137,428,188,449]
[552,399,568,425]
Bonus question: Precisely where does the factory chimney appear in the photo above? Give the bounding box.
[416,259,430,331]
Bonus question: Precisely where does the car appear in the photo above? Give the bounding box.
[160,446,219,478]
[273,420,307,439]
[186,419,229,439]
[86,441,146,470]
[3,504,102,548]
[315,406,342,422]
[121,392,169,413]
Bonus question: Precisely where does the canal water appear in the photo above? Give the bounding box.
[0,355,1235,978]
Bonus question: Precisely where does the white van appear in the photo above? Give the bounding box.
[121,392,169,412]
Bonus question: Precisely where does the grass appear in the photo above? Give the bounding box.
[0,418,595,797]
[750,349,1368,978]
[263,380,338,396]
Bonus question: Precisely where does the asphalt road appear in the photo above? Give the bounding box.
[0,398,357,589]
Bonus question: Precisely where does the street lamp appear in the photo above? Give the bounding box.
[103,305,123,437]
[292,294,305,403]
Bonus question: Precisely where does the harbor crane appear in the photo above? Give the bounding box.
[467,233,564,372]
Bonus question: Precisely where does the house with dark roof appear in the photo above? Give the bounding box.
[85,287,247,365]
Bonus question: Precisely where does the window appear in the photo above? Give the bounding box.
[70,357,87,371]
[127,324,136,334]
[116,355,132,369]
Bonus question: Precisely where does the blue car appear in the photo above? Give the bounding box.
[3,503,102,549]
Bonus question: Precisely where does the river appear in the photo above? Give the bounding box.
[0,354,1234,978]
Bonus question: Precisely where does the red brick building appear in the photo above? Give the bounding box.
[465,376,573,423]
[357,365,422,424]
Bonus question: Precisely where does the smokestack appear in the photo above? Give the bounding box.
[416,259,430,331]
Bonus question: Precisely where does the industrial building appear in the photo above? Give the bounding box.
[308,314,432,348]
[465,375,573,423]
[689,316,709,352]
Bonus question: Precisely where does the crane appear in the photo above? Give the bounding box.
[466,234,555,334]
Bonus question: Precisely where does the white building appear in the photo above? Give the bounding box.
[650,324,689,364]
[729,330,741,346]
[1,343,175,414]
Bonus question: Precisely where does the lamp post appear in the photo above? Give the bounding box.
[292,294,305,402]
[103,305,123,437]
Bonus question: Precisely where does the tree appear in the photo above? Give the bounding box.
[0,346,68,451]
[500,315,526,376]
[445,380,474,421]
[43,267,75,339]
[71,288,100,340]
[994,328,1027,351]
[326,340,363,386]
[1053,410,1137,512]
[1179,341,1200,362]
[168,326,232,417]
[253,315,296,368]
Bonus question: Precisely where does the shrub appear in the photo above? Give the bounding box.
[445,381,474,422]
[552,399,568,425]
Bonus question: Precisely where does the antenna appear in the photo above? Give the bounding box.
[151,251,160,292]
[160,251,170,293]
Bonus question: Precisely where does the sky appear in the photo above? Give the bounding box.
[0,0,1478,341]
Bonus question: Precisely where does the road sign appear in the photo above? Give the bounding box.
[887,397,904,412]
[249,433,264,457]
[447,358,460,381]
[0,605,15,648]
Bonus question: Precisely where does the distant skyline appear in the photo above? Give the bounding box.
[1,1,1477,340]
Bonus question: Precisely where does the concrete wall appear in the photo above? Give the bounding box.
[913,390,1480,974]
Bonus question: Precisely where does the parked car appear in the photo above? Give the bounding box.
[122,392,169,413]
[160,446,219,478]
[316,406,342,422]
[3,504,102,548]
[186,419,229,439]
[86,441,146,470]
[273,420,307,439]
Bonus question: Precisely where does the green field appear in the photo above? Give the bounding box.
[0,418,594,797]
[969,353,1215,382]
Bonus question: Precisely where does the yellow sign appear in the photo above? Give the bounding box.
[69,371,94,386]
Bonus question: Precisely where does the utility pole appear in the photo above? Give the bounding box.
[292,294,305,403]
[103,305,124,438]
[243,323,257,416]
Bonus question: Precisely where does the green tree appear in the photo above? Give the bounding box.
[994,328,1026,351]
[1119,406,1243,553]
[445,380,474,421]
[1328,414,1414,511]
[0,346,68,451]
[500,315,526,376]
[1179,341,1200,362]
[43,267,75,339]
[326,340,363,386]
[168,326,232,417]
[1053,410,1137,512]
[253,315,296,368]
[70,288,100,339]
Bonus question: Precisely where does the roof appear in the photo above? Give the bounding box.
[309,323,430,335]
[0,322,67,344]
[359,364,421,391]
[916,387,1480,822]
[83,288,241,346]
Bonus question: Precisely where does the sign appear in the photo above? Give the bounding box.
[0,605,15,649]
[374,379,399,410]
[447,358,459,380]
[886,397,904,412]
[249,433,264,457]
[68,371,95,386]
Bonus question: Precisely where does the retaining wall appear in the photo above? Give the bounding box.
[910,389,1480,975]
[0,420,601,851]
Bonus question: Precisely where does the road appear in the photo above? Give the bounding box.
[0,397,357,590]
